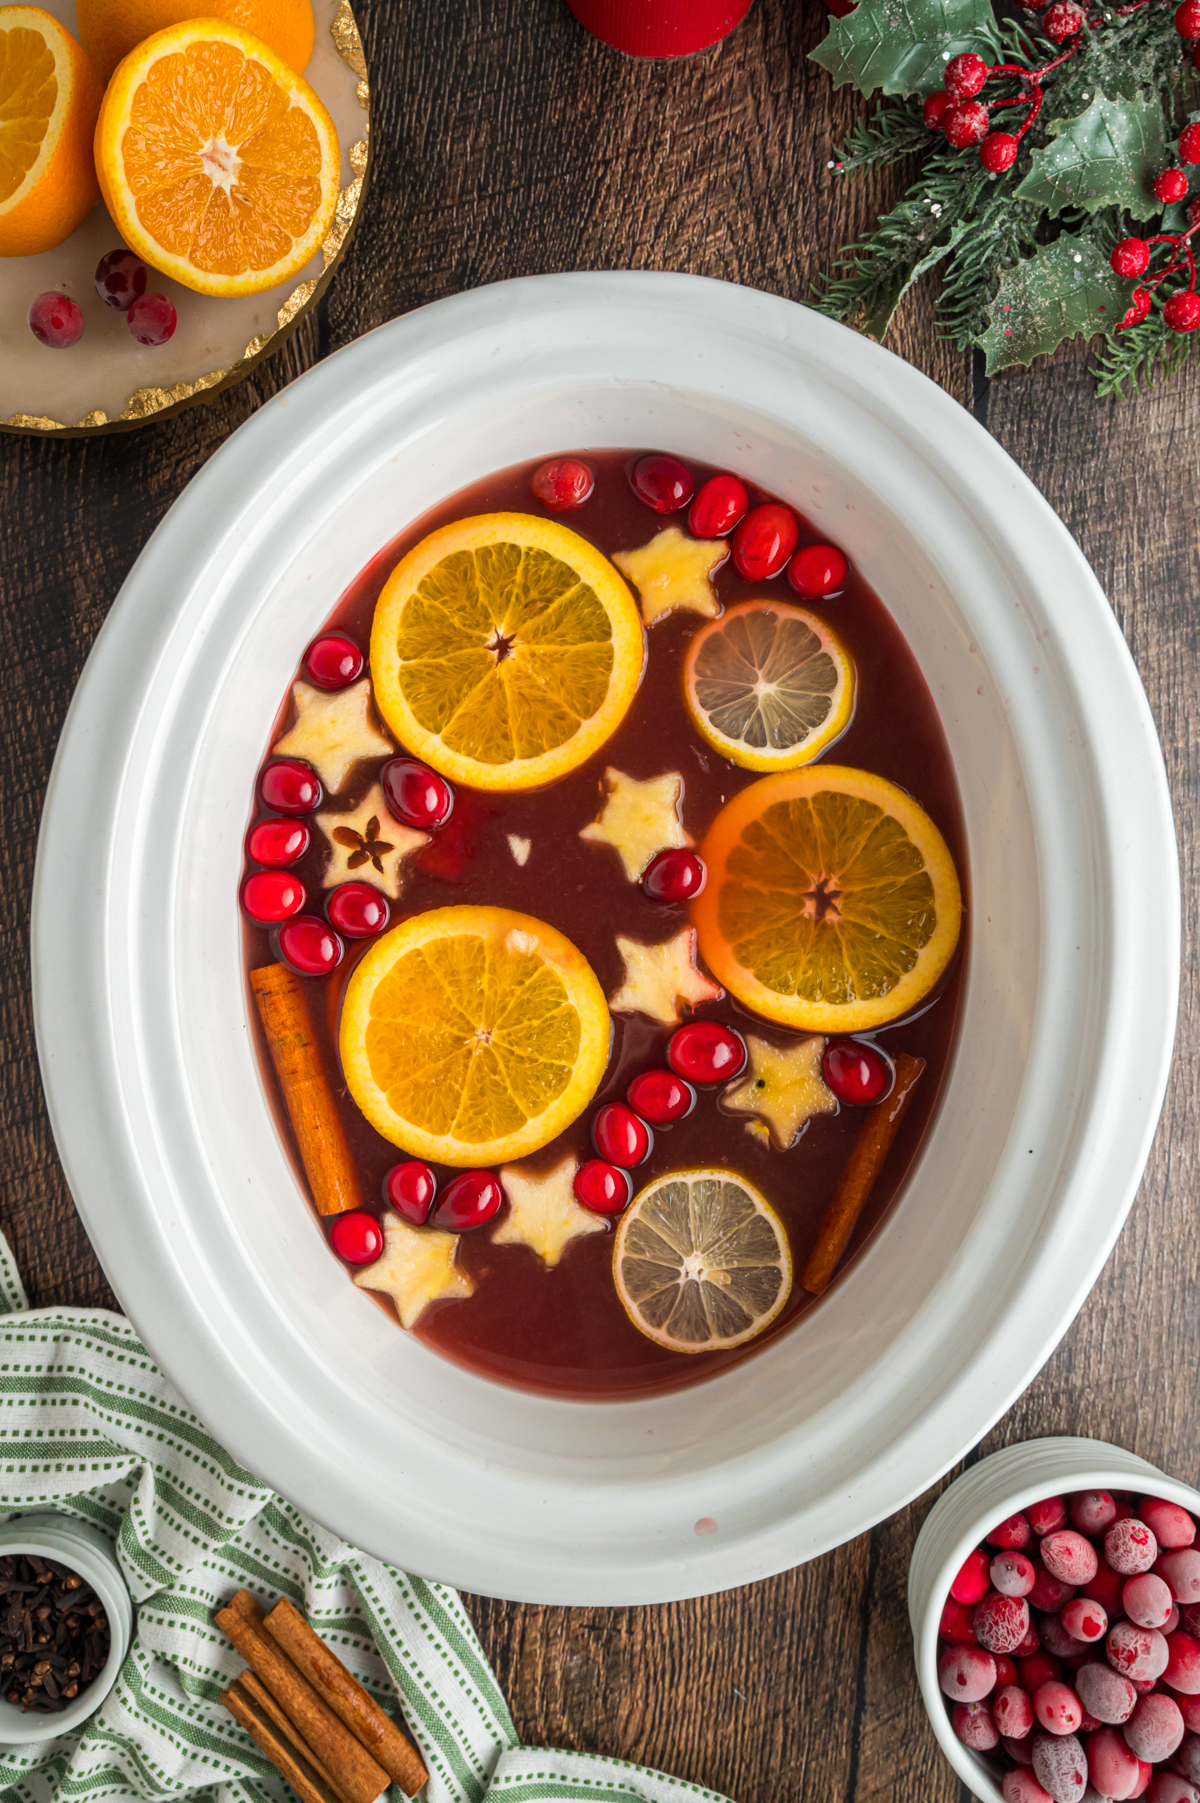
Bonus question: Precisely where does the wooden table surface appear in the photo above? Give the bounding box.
[1,1,1196,1798]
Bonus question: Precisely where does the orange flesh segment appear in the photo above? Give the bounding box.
[0,27,57,206]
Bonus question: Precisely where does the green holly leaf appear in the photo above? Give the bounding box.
[810,0,996,98]
[977,235,1135,373]
[1014,92,1167,220]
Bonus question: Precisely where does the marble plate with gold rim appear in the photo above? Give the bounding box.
[0,0,368,434]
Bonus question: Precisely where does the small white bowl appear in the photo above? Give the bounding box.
[908,1437,1200,1800]
[0,1513,132,1742]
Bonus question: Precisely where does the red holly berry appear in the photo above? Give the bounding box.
[1164,289,1200,332]
[979,132,1019,173]
[1043,0,1084,38]
[1120,287,1153,328]
[944,52,988,98]
[1154,167,1189,203]
[944,101,990,148]
[923,90,952,131]
[1177,0,1200,34]
[1111,237,1150,278]
[1180,122,1200,164]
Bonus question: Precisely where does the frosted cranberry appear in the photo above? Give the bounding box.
[1042,1531,1099,1586]
[939,1643,997,1700]
[1041,1612,1089,1659]
[1003,1770,1052,1802]
[1108,1622,1169,1683]
[1147,1775,1200,1803]
[1030,1498,1070,1539]
[732,504,799,580]
[1072,1491,1119,1535]
[383,1161,437,1225]
[627,1068,695,1126]
[1108,1521,1159,1576]
[1078,1706,1101,1733]
[952,1546,993,1605]
[996,1684,1036,1738]
[28,292,83,348]
[994,1553,1038,1598]
[1035,1680,1083,1735]
[1088,1725,1143,1799]
[976,1593,1032,1654]
[329,1211,384,1265]
[822,1039,893,1106]
[1159,1553,1200,1604]
[940,1596,979,1644]
[128,293,176,345]
[944,101,990,148]
[304,633,363,690]
[668,1021,746,1085]
[923,90,951,130]
[642,848,705,902]
[689,473,748,538]
[787,542,849,600]
[953,1699,1000,1750]
[247,818,309,866]
[996,1655,1019,1687]
[1024,1653,1065,1692]
[1032,1730,1088,1802]
[573,1158,632,1216]
[1031,1565,1077,1612]
[1076,1662,1137,1724]
[327,882,388,938]
[1082,1561,1126,1615]
[94,249,147,310]
[1141,1501,1197,1550]
[277,915,344,977]
[1015,1622,1043,1657]
[242,869,305,923]
[592,1103,652,1167]
[1167,1632,1200,1694]
[432,1170,503,1231]
[630,454,694,513]
[380,757,453,829]
[945,50,988,96]
[260,759,321,815]
[1006,1733,1037,1766]
[1126,1693,1185,1762]
[531,457,594,509]
[1063,1599,1108,1643]
[1133,1765,1154,1802]
[1125,1574,1174,1629]
[993,1513,1035,1551]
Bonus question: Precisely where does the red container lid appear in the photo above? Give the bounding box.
[565,0,754,57]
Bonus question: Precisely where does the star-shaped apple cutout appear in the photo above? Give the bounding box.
[493,1152,606,1267]
[272,680,395,794]
[608,925,723,1026]
[579,767,691,882]
[353,1209,473,1329]
[721,1034,836,1150]
[316,782,428,898]
[613,526,728,628]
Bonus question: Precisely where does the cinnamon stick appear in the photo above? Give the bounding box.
[215,1591,388,1803]
[801,1052,925,1297]
[238,1671,347,1798]
[264,1596,428,1796]
[222,1677,343,1803]
[251,962,363,1217]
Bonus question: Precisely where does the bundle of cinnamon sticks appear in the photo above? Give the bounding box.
[216,1589,427,1803]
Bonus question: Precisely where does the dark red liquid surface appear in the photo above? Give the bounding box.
[243,450,967,1399]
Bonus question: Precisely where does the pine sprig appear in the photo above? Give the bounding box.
[1092,298,1200,391]
[834,99,933,171]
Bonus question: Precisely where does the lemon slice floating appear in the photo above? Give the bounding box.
[683,600,854,771]
[692,766,962,1034]
[613,1169,792,1353]
[370,513,645,792]
[339,905,611,1165]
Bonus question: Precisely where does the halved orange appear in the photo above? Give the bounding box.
[77,0,314,86]
[0,8,101,257]
[370,514,646,793]
[94,18,340,297]
[692,766,962,1033]
[339,905,612,1166]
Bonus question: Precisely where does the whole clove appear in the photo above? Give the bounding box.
[0,1555,111,1713]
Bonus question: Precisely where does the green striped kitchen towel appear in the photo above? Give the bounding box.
[0,1230,732,1803]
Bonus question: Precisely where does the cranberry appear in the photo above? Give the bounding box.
[1071,1490,1118,1534]
[995,1684,1035,1740]
[1148,1775,1200,1803]
[788,542,849,599]
[1088,1725,1142,1798]
[1175,1691,1200,1730]
[1076,1662,1136,1724]
[433,1170,503,1230]
[1164,290,1200,334]
[1127,1693,1186,1762]
[980,131,1019,173]
[127,292,176,345]
[593,1103,652,1167]
[938,1643,997,1701]
[1061,1598,1107,1642]
[994,1654,1019,1688]
[667,1021,747,1085]
[629,454,694,513]
[1032,1731,1087,1801]
[1166,1630,1200,1693]
[531,457,594,509]
[327,882,388,938]
[1159,1551,1200,1603]
[1029,1563,1075,1612]
[1107,1520,1159,1576]
[991,1513,1034,1550]
[993,1552,1037,1598]
[953,1699,1000,1751]
[1012,1621,1041,1658]
[1042,1531,1099,1586]
[1043,0,1085,36]
[384,1161,437,1225]
[94,249,147,310]
[1033,1679,1082,1735]
[1107,1621,1169,1683]
[731,503,799,580]
[242,869,305,923]
[626,1068,695,1125]
[1177,0,1200,33]
[259,759,321,815]
[689,473,748,538]
[923,91,952,131]
[1022,1653,1065,1693]
[1002,1769,1046,1799]
[28,292,83,348]
[304,633,364,690]
[940,1596,979,1644]
[277,915,344,976]
[1029,1497,1069,1539]
[642,848,705,902]
[945,50,988,96]
[1140,1499,1197,1549]
[975,1592,1032,1654]
[1080,1559,1125,1614]
[329,1211,384,1265]
[822,1038,892,1105]
[1155,168,1190,204]
[380,757,453,829]
[247,818,309,867]
[1040,1611,1087,1658]
[952,1547,993,1605]
[1111,239,1152,280]
[573,1158,632,1215]
[944,101,990,148]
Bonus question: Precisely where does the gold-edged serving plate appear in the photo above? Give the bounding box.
[0,0,369,435]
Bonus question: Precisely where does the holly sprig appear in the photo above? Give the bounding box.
[812,0,1200,394]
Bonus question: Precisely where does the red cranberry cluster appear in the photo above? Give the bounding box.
[28,248,177,350]
[938,1487,1200,1802]
[1110,123,1200,336]
[331,1164,506,1263]
[528,456,851,603]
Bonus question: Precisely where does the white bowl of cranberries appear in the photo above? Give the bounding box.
[911,1438,1200,1803]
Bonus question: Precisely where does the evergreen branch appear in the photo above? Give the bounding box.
[1092,305,1200,395]
[834,97,932,171]
[936,191,1042,346]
